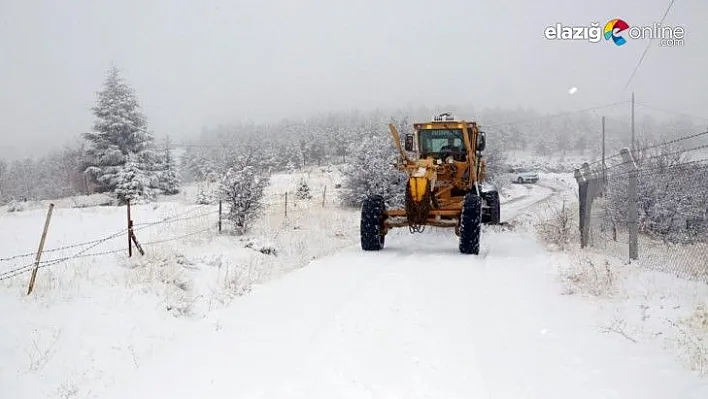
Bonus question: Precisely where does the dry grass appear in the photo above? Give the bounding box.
[534,199,579,252]
[558,254,617,298]
[669,302,708,375]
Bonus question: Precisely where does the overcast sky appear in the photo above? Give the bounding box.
[1,0,707,159]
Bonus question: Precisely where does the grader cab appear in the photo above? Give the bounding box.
[360,113,500,254]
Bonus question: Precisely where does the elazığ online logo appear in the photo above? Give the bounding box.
[604,18,630,46]
[544,18,685,47]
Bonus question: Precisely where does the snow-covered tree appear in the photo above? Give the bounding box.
[83,65,160,196]
[0,159,6,203]
[340,131,407,208]
[113,152,156,205]
[196,187,215,205]
[218,157,270,235]
[295,177,312,200]
[159,136,181,195]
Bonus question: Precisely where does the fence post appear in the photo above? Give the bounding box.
[322,186,327,207]
[575,168,589,248]
[620,148,639,261]
[127,199,133,257]
[27,203,54,295]
[284,192,288,217]
[218,200,222,233]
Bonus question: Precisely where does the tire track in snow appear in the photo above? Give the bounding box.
[500,182,557,223]
[268,250,494,398]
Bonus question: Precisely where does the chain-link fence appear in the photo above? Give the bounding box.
[576,141,708,283]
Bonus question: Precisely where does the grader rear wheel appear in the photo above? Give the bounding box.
[482,190,501,225]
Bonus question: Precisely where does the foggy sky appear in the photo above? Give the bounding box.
[1,0,707,159]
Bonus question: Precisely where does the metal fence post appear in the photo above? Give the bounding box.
[620,148,639,261]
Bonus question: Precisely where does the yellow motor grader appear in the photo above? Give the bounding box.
[360,113,500,254]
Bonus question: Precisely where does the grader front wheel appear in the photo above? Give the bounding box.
[360,195,386,251]
[459,193,482,254]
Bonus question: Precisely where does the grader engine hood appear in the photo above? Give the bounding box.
[408,160,437,204]
[402,159,437,230]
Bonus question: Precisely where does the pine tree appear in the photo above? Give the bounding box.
[196,187,214,205]
[159,136,181,195]
[113,152,155,205]
[295,177,312,200]
[83,65,160,197]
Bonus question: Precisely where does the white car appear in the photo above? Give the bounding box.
[509,167,539,184]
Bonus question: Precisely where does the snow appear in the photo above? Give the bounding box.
[2,170,708,398]
[0,167,361,398]
[102,227,708,399]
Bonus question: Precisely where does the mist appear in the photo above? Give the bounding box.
[2,0,707,159]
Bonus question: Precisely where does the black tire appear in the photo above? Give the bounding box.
[459,193,482,254]
[517,177,524,184]
[360,195,386,251]
[482,190,501,225]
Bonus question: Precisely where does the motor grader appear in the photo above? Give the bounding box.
[360,113,500,254]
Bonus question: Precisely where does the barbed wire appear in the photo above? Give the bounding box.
[0,228,129,263]
[0,202,220,265]
[0,225,216,281]
[0,193,331,282]
[0,204,218,276]
[131,203,215,231]
[604,159,708,181]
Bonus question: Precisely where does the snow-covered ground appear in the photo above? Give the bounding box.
[0,166,363,398]
[532,174,708,381]
[2,170,708,398]
[503,151,589,173]
[102,210,708,398]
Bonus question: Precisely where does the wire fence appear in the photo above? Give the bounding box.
[0,183,344,286]
[576,131,708,283]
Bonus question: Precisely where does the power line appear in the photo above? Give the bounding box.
[482,101,630,128]
[635,102,708,122]
[583,129,708,168]
[622,0,677,91]
[605,141,708,171]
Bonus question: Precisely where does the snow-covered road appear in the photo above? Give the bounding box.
[103,182,708,399]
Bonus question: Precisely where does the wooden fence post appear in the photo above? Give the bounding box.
[218,200,222,233]
[127,199,133,257]
[322,186,327,207]
[284,192,288,217]
[27,203,54,295]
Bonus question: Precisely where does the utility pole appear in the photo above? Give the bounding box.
[602,116,606,184]
[631,92,636,158]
